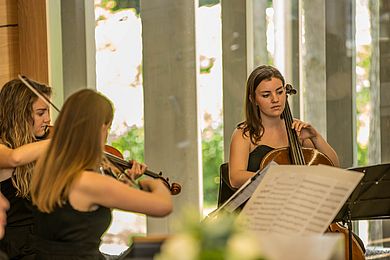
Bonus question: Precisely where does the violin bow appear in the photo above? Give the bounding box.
[18,74,60,112]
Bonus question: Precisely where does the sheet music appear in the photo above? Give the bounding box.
[238,164,363,235]
[223,163,272,212]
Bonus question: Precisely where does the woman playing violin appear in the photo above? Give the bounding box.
[0,78,51,259]
[30,89,172,260]
[229,65,340,189]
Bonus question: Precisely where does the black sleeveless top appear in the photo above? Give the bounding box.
[33,202,112,260]
[227,145,275,211]
[247,145,274,171]
[0,177,33,227]
[0,177,35,259]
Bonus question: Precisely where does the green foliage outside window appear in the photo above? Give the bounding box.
[111,126,145,162]
[356,44,371,166]
[201,124,224,207]
[110,123,224,207]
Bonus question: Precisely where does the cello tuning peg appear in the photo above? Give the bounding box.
[285,84,297,95]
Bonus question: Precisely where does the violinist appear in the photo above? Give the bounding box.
[30,89,172,260]
[0,78,51,259]
[0,79,51,259]
[229,65,340,189]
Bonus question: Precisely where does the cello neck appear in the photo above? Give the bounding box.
[282,84,305,165]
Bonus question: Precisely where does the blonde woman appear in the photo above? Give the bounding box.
[0,78,51,259]
[31,89,172,260]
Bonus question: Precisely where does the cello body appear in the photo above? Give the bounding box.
[328,223,366,260]
[260,147,334,170]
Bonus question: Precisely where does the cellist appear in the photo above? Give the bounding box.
[229,65,339,189]
[228,65,366,260]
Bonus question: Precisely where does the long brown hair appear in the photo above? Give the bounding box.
[0,78,52,197]
[239,65,285,144]
[31,89,113,213]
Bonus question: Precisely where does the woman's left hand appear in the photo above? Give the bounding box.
[124,160,147,182]
[292,119,318,142]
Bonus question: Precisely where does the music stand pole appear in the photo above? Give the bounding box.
[347,209,353,260]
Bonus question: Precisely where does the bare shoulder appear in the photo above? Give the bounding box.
[231,127,250,144]
[74,171,117,193]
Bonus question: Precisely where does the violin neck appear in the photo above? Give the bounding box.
[104,152,162,179]
[282,100,306,165]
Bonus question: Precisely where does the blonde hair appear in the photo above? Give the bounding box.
[0,78,52,197]
[31,89,113,212]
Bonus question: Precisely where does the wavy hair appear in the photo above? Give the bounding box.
[31,89,113,213]
[239,65,285,144]
[0,78,52,197]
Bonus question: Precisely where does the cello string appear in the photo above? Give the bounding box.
[284,88,305,165]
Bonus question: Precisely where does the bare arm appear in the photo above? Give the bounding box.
[0,140,50,168]
[292,119,340,167]
[74,172,172,217]
[228,128,256,188]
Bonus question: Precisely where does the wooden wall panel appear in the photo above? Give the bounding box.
[0,27,19,89]
[0,0,18,26]
[17,0,48,83]
[0,0,19,87]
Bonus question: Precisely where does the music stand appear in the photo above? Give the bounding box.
[334,163,390,260]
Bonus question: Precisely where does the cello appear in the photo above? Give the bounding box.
[260,84,365,260]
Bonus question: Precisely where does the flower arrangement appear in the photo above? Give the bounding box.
[155,210,266,260]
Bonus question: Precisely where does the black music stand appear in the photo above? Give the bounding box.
[334,163,390,260]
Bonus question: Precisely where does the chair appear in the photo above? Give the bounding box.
[217,162,238,207]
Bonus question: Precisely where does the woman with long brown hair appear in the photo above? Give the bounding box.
[0,78,51,259]
[30,89,172,260]
[229,65,340,188]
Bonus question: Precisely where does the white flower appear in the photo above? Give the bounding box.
[155,233,200,260]
[226,232,264,260]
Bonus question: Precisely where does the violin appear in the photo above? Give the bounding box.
[260,84,365,260]
[103,145,181,195]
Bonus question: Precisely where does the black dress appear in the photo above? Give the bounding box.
[0,177,35,260]
[247,145,275,172]
[32,202,112,260]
